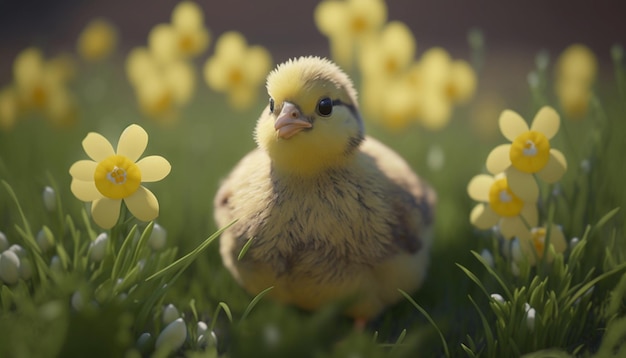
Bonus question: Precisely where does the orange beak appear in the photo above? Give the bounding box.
[274,102,312,139]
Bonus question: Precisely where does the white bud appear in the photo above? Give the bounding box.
[0,231,8,251]
[569,237,580,250]
[137,332,152,351]
[71,291,84,311]
[511,262,520,277]
[197,321,208,337]
[197,330,217,347]
[8,244,26,258]
[89,233,108,262]
[0,250,21,284]
[527,71,539,89]
[162,303,180,325]
[526,307,536,331]
[426,145,445,172]
[511,239,523,263]
[19,257,33,280]
[480,249,494,268]
[50,255,62,271]
[36,228,54,252]
[490,293,505,304]
[580,159,591,173]
[156,318,187,353]
[42,186,57,212]
[149,223,167,251]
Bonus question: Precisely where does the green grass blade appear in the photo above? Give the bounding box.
[398,289,450,357]
[237,236,255,261]
[456,263,490,298]
[111,224,138,280]
[470,250,513,299]
[240,286,274,322]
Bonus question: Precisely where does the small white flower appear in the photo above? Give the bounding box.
[19,257,33,280]
[526,307,536,331]
[149,223,167,251]
[569,237,580,250]
[89,233,109,262]
[137,332,152,350]
[72,291,84,311]
[0,250,21,285]
[42,186,57,212]
[490,293,505,304]
[480,249,494,268]
[50,255,62,271]
[263,323,281,347]
[197,321,208,337]
[511,262,520,277]
[36,228,54,252]
[156,318,187,353]
[426,144,445,171]
[198,330,217,347]
[0,231,8,251]
[8,244,26,257]
[162,303,180,325]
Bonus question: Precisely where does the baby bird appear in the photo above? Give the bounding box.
[214,56,436,320]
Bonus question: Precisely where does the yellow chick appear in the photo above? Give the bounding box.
[214,56,436,320]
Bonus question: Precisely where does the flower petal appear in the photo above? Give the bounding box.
[530,106,560,139]
[83,132,115,162]
[486,144,512,174]
[500,216,527,239]
[506,167,539,202]
[117,124,148,162]
[536,149,567,183]
[470,204,499,229]
[520,202,539,227]
[91,197,121,229]
[499,109,529,141]
[467,174,494,202]
[71,179,102,202]
[547,224,567,254]
[124,186,159,222]
[69,160,97,181]
[136,155,171,182]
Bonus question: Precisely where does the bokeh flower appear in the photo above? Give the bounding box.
[314,0,387,69]
[69,124,171,229]
[0,87,19,131]
[468,173,538,239]
[554,44,597,119]
[149,1,210,63]
[77,18,118,62]
[203,31,272,110]
[513,224,567,266]
[126,47,195,123]
[486,106,567,201]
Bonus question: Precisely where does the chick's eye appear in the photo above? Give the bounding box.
[269,98,275,113]
[317,97,333,116]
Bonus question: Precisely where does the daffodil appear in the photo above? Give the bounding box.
[359,21,416,80]
[468,173,538,239]
[69,124,171,229]
[554,44,597,119]
[486,106,567,201]
[149,1,210,63]
[203,31,272,110]
[77,18,118,62]
[513,224,567,265]
[0,87,19,131]
[314,0,387,69]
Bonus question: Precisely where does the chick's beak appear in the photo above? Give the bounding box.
[274,102,312,139]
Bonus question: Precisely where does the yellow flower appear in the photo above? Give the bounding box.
[554,44,597,119]
[69,124,171,229]
[513,224,567,266]
[359,21,416,80]
[126,48,195,123]
[77,18,118,62]
[413,48,477,130]
[0,87,19,131]
[149,1,210,63]
[468,173,538,239]
[314,0,387,69]
[486,106,567,201]
[203,31,272,110]
[12,48,77,127]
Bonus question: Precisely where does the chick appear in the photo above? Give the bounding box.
[214,56,436,320]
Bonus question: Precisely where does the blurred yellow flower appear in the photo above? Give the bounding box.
[314,0,387,69]
[554,44,597,119]
[0,87,19,131]
[203,31,272,110]
[149,1,210,63]
[126,47,195,123]
[486,107,567,201]
[359,21,416,80]
[12,47,77,127]
[468,173,538,239]
[69,124,171,229]
[514,224,567,265]
[77,18,118,62]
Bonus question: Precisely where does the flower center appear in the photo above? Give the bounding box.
[350,15,368,34]
[488,177,524,217]
[530,227,547,258]
[94,155,141,199]
[178,34,195,54]
[510,130,550,173]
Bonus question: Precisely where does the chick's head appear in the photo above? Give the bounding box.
[255,56,364,176]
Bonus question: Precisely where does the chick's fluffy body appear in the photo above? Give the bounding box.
[214,57,435,319]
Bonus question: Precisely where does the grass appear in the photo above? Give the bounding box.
[1,41,626,358]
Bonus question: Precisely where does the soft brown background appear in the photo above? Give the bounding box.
[0,0,624,98]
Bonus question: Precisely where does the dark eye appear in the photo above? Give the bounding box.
[316,97,333,116]
[269,98,275,113]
